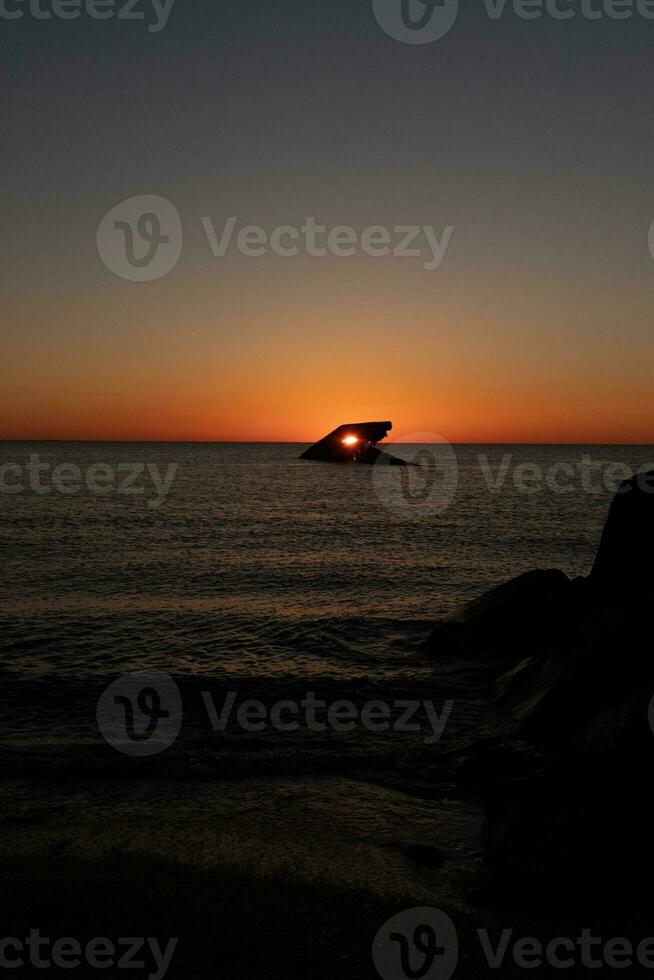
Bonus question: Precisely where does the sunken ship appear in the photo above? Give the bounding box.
[299,421,410,465]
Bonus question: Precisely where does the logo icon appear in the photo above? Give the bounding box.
[97,669,183,755]
[372,0,459,43]
[372,433,459,518]
[96,195,183,282]
[373,907,459,980]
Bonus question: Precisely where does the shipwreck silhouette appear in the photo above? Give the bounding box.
[299,421,410,465]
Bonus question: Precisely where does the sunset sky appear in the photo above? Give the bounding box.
[3,0,654,443]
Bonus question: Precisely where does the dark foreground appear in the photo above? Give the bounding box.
[3,472,654,978]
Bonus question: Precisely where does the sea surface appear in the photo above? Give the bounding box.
[1,442,652,760]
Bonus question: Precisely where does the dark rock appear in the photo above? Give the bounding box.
[400,843,444,868]
[591,469,654,600]
[423,569,577,664]
[454,739,550,789]
[485,743,654,917]
[456,478,654,912]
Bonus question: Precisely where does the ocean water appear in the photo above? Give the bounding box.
[1,441,652,757]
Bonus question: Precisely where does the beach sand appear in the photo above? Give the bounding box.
[1,772,488,978]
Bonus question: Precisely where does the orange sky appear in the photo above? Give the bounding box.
[4,220,653,445]
[3,296,652,443]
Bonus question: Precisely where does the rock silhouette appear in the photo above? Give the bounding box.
[425,474,654,914]
[422,568,577,665]
[592,470,654,598]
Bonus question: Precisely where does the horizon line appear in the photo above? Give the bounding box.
[2,439,654,447]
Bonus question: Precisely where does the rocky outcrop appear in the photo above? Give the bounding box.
[591,470,654,596]
[427,473,654,912]
[423,568,581,666]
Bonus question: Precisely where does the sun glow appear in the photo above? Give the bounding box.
[342,435,359,445]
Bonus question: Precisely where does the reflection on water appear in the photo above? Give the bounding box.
[1,441,651,752]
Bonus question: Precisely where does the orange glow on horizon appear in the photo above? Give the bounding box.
[3,290,654,445]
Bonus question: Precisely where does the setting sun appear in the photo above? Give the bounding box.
[342,435,359,445]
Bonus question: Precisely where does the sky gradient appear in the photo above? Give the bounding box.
[3,0,654,442]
